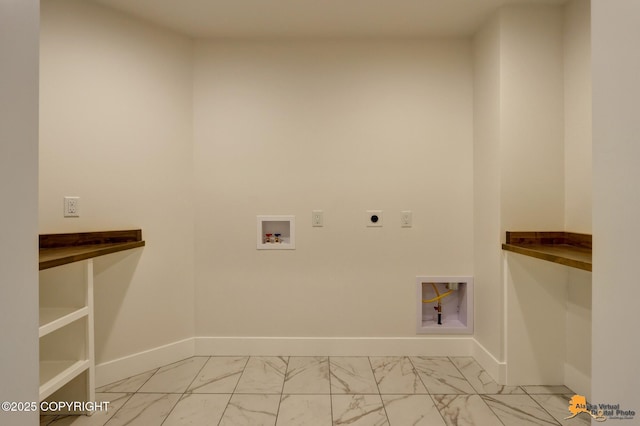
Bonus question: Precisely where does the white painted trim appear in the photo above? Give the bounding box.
[95,336,494,388]
[95,338,195,387]
[502,252,510,384]
[194,336,475,356]
[472,338,506,384]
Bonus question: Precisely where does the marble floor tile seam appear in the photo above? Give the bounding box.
[97,389,558,397]
[96,355,479,393]
[531,394,592,426]
[268,366,287,426]
[41,356,573,425]
[521,385,576,395]
[140,389,570,396]
[369,357,395,426]
[96,368,159,394]
[480,394,564,426]
[445,355,507,395]
[408,355,478,395]
[90,356,572,404]
[178,356,211,396]
[130,390,566,396]
[531,394,576,425]
[445,356,574,397]
[94,356,229,393]
[368,356,384,396]
[40,392,568,426]
[408,356,434,396]
[161,392,221,426]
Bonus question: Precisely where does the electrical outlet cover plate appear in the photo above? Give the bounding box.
[64,196,80,217]
[366,210,383,227]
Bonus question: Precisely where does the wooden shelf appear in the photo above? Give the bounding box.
[38,230,142,407]
[39,230,145,270]
[501,231,592,271]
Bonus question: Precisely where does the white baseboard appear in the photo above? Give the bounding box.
[95,338,195,388]
[194,336,475,356]
[472,339,506,384]
[95,336,492,388]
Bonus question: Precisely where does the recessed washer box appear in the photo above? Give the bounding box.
[416,276,473,334]
[257,215,295,250]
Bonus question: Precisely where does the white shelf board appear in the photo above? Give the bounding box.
[39,307,89,338]
[39,359,90,401]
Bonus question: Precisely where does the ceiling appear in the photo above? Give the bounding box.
[90,0,567,38]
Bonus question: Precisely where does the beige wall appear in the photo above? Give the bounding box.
[0,1,40,424]
[564,0,592,234]
[499,5,565,235]
[592,0,640,407]
[473,3,592,391]
[39,0,195,364]
[472,6,566,368]
[473,14,504,362]
[36,0,601,393]
[501,5,567,384]
[564,268,591,396]
[193,40,474,338]
[504,255,567,385]
[563,0,592,397]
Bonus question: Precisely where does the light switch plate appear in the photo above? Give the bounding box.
[312,210,324,227]
[401,210,412,227]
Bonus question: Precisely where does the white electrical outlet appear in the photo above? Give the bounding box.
[64,196,80,217]
[312,210,324,227]
[401,210,412,227]
[366,210,383,227]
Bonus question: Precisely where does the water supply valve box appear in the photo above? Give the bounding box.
[416,276,473,334]
[257,215,295,250]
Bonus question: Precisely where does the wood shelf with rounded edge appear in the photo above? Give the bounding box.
[39,229,145,270]
[38,229,145,412]
[501,231,591,271]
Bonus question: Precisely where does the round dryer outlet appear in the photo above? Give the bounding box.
[366,210,383,227]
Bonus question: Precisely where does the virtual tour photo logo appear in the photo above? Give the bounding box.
[566,395,636,422]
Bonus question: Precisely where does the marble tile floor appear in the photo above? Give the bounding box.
[40,356,586,426]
